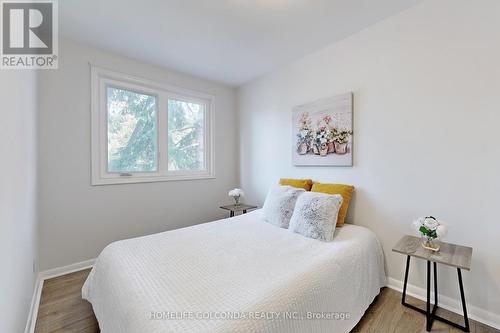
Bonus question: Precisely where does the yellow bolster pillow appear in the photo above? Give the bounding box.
[279,178,313,191]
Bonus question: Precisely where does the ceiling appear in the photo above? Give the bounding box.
[60,0,421,86]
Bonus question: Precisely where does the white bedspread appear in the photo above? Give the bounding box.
[82,210,386,333]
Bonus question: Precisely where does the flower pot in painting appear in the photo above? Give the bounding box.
[319,144,328,156]
[327,142,335,154]
[297,143,308,155]
[313,145,320,155]
[334,142,348,154]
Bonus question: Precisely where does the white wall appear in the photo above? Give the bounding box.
[0,71,38,333]
[38,40,238,270]
[238,0,500,326]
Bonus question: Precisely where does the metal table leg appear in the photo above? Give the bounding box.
[402,255,410,305]
[401,258,470,332]
[458,268,470,332]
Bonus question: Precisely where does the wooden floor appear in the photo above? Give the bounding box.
[34,269,499,333]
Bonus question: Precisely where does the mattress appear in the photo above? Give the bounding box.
[82,210,386,333]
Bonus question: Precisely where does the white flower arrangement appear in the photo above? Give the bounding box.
[228,188,244,205]
[313,128,329,146]
[297,129,312,145]
[412,216,448,251]
[296,113,313,148]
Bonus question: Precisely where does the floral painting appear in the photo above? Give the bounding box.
[292,93,353,166]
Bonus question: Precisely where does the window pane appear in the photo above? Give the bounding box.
[107,86,157,172]
[168,99,205,171]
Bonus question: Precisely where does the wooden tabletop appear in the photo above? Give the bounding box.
[220,204,258,212]
[392,235,472,271]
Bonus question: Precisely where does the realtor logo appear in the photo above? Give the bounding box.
[1,0,58,69]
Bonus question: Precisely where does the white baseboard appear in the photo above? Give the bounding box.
[387,277,500,330]
[24,276,43,333]
[24,258,96,333]
[39,258,95,280]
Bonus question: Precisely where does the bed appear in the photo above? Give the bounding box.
[82,209,386,333]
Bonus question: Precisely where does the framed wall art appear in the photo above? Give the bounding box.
[292,92,353,166]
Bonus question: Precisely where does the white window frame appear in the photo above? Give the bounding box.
[91,65,215,185]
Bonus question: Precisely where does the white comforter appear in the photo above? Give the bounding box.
[82,210,386,333]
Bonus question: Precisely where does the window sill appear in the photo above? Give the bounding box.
[91,173,215,186]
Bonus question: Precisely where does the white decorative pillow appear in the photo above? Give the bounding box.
[288,192,343,242]
[262,185,305,228]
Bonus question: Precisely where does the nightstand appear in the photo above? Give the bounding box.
[392,235,473,332]
[220,204,257,217]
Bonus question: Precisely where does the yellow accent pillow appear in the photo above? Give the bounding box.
[311,183,354,227]
[279,178,313,191]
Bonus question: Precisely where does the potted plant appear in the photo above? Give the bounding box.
[412,216,448,251]
[327,128,336,154]
[296,129,312,155]
[296,113,312,155]
[320,115,336,154]
[313,127,329,156]
[333,130,352,155]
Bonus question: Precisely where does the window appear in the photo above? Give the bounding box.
[167,99,205,171]
[91,66,214,185]
[107,86,158,173]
